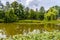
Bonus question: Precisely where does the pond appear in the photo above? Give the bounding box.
[0,23,60,36]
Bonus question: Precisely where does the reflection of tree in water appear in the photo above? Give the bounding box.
[9,23,60,35]
[44,23,60,31]
[0,23,60,36]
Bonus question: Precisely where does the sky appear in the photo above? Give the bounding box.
[0,0,60,10]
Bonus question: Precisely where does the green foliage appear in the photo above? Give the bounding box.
[29,9,37,19]
[6,1,10,11]
[24,7,30,19]
[38,6,45,20]
[44,8,58,21]
[4,8,18,23]
[17,4,25,20]
[0,9,5,22]
[11,1,18,9]
[1,31,60,40]
[0,10,5,19]
[0,1,60,23]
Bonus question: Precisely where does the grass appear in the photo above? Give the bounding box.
[1,30,60,40]
[0,20,60,24]
[18,20,42,23]
[15,20,60,24]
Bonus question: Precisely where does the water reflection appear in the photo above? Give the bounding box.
[0,23,59,36]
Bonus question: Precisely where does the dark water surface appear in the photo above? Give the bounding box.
[0,23,60,36]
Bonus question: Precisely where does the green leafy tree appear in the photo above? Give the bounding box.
[4,8,18,23]
[35,8,39,20]
[49,6,60,19]
[24,7,30,19]
[0,10,5,19]
[17,4,25,20]
[11,1,18,9]
[11,1,19,15]
[0,9,5,22]
[29,9,37,20]
[44,8,58,21]
[6,1,10,11]
[38,6,45,20]
[53,6,60,17]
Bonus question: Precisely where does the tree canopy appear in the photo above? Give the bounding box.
[0,1,59,23]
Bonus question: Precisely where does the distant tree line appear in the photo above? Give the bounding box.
[0,1,60,23]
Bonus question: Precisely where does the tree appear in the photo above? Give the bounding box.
[29,9,37,19]
[17,4,25,20]
[53,6,60,17]
[35,8,39,20]
[0,9,5,22]
[24,7,30,19]
[44,8,58,21]
[0,10,5,19]
[6,1,10,10]
[11,1,18,9]
[38,6,45,20]
[4,8,18,23]
[11,1,19,15]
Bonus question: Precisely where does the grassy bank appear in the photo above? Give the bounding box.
[15,20,60,24]
[0,20,60,24]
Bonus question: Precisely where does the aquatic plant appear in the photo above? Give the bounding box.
[0,30,60,40]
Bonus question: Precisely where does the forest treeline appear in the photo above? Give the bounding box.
[0,1,60,23]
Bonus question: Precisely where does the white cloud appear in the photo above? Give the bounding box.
[6,0,16,3]
[26,0,33,6]
[1,0,16,5]
[1,0,60,10]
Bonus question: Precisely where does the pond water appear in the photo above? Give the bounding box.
[0,23,60,36]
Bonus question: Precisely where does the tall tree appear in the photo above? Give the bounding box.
[11,1,18,9]
[17,4,25,20]
[45,8,58,20]
[11,1,19,15]
[0,10,5,19]
[24,7,30,19]
[30,9,37,19]
[6,1,10,11]
[39,6,45,20]
[4,8,18,23]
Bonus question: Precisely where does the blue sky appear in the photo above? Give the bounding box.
[1,0,60,10]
